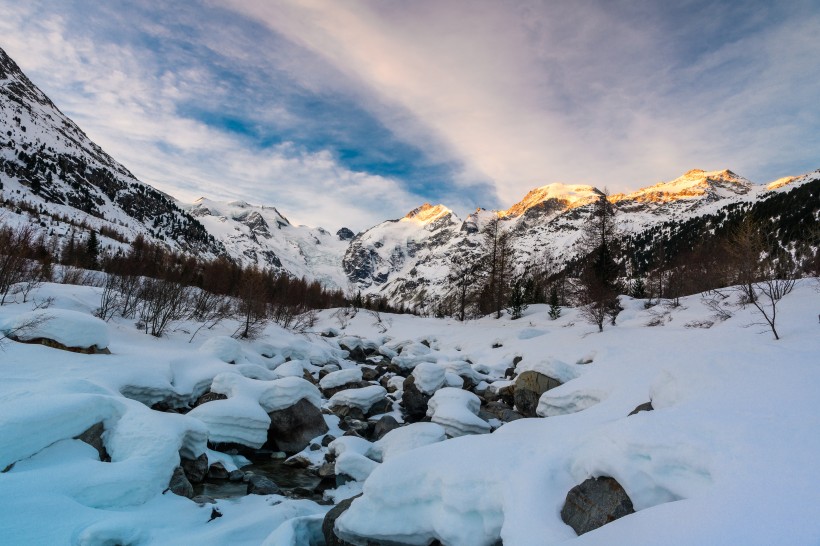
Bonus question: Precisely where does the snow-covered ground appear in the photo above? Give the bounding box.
[1,280,819,545]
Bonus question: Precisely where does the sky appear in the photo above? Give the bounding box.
[1,0,818,231]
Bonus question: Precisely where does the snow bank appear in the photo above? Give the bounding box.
[1,309,109,350]
[199,335,243,363]
[368,422,447,462]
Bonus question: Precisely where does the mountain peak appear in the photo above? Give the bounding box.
[611,168,751,204]
[503,183,602,218]
[402,203,453,224]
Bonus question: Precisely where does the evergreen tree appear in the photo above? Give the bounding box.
[86,231,100,270]
[507,278,528,320]
[548,285,561,320]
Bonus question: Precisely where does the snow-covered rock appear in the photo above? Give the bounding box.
[198,336,242,364]
[1,309,109,352]
[426,388,490,437]
[411,362,446,395]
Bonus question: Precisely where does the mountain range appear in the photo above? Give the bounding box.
[1,45,818,311]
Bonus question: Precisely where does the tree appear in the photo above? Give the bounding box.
[507,277,528,320]
[479,216,515,318]
[85,231,100,270]
[548,285,561,320]
[727,217,795,340]
[577,193,621,332]
[447,254,480,321]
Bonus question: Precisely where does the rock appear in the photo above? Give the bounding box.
[496,384,515,407]
[628,401,654,416]
[168,466,194,498]
[207,462,229,480]
[481,401,523,423]
[322,494,361,546]
[75,422,109,462]
[361,367,379,381]
[561,476,635,535]
[267,398,329,455]
[372,415,401,440]
[514,371,562,417]
[318,461,336,478]
[504,367,516,380]
[228,469,244,481]
[321,434,336,447]
[247,474,281,495]
[193,391,227,408]
[192,495,216,505]
[512,356,523,366]
[181,452,208,483]
[401,375,431,422]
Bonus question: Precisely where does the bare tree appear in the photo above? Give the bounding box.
[479,216,515,318]
[0,224,35,305]
[187,288,233,342]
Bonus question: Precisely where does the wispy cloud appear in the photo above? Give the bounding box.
[1,0,818,229]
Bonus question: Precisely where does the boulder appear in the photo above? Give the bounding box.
[167,466,194,498]
[628,401,654,416]
[75,422,109,462]
[560,476,635,535]
[322,494,361,546]
[372,415,401,440]
[480,401,523,423]
[401,375,431,422]
[267,398,329,455]
[181,453,208,483]
[207,462,229,480]
[247,474,281,495]
[193,391,227,408]
[514,371,562,417]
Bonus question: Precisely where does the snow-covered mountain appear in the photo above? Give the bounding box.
[1,45,817,305]
[0,46,222,257]
[343,169,818,310]
[186,197,352,288]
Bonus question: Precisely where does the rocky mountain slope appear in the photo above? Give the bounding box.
[343,169,818,311]
[0,46,222,257]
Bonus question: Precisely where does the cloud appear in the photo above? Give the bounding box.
[223,0,820,199]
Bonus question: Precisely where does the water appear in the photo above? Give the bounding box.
[193,455,328,500]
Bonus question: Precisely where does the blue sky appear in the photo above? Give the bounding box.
[1,0,818,230]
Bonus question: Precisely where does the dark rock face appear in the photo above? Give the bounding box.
[75,422,109,462]
[561,477,635,535]
[372,415,401,440]
[193,391,228,408]
[401,375,431,422]
[267,398,329,455]
[207,462,229,480]
[514,371,562,417]
[628,401,654,416]
[181,453,208,483]
[337,227,355,241]
[246,474,281,495]
[322,494,361,546]
[168,466,194,498]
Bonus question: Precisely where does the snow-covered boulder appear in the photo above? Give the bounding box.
[319,368,363,396]
[199,336,242,364]
[411,362,446,395]
[368,422,447,462]
[513,359,579,417]
[1,309,109,353]
[267,398,329,454]
[328,385,388,419]
[560,476,635,535]
[536,388,607,417]
[426,388,490,437]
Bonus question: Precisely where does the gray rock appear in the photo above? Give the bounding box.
[75,422,109,462]
[181,452,208,483]
[247,474,281,495]
[480,401,523,423]
[168,466,194,498]
[361,367,379,381]
[514,371,562,417]
[401,375,431,422]
[372,415,401,440]
[628,401,654,416]
[560,476,635,535]
[267,398,329,455]
[228,469,244,482]
[193,391,227,408]
[207,462,229,480]
[322,494,361,546]
[192,495,216,505]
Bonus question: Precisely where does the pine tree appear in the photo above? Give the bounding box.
[507,278,528,320]
[548,285,561,320]
[86,231,100,270]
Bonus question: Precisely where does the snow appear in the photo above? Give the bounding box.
[328,385,387,412]
[1,281,820,545]
[199,335,243,363]
[319,367,363,389]
[411,361,446,394]
[426,387,491,437]
[1,308,109,350]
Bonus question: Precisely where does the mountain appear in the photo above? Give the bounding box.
[187,197,351,287]
[0,46,223,257]
[343,169,818,311]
